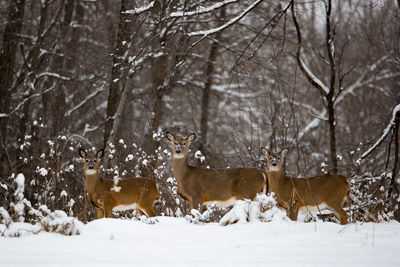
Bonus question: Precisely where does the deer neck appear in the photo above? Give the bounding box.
[268,169,285,193]
[85,170,102,194]
[172,154,190,186]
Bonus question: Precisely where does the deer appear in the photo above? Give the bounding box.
[79,148,159,219]
[166,131,267,213]
[261,147,349,224]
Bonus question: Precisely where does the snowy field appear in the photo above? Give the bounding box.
[1,217,399,267]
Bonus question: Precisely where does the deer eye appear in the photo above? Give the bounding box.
[93,160,96,163]
[174,142,178,145]
[182,142,186,146]
[85,159,89,162]
[277,157,280,160]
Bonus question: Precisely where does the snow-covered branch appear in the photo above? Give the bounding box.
[0,84,56,118]
[298,58,330,96]
[36,72,71,81]
[296,56,396,142]
[169,0,238,18]
[65,87,104,118]
[123,1,155,15]
[187,0,264,37]
[358,104,400,162]
[334,55,389,103]
[291,2,330,97]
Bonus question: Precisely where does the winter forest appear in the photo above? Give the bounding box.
[1,0,400,240]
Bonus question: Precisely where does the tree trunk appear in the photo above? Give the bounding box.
[327,96,338,173]
[103,0,133,167]
[52,0,74,136]
[199,8,225,151]
[143,2,168,159]
[142,50,168,178]
[389,113,399,195]
[0,0,25,176]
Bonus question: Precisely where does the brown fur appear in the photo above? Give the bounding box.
[166,132,267,212]
[79,149,159,218]
[262,148,349,224]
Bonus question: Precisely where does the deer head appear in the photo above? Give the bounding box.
[79,148,104,175]
[261,147,288,172]
[166,132,196,159]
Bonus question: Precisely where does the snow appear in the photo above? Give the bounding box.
[0,182,7,190]
[125,154,134,161]
[123,1,155,15]
[37,167,48,177]
[195,150,206,163]
[0,217,399,266]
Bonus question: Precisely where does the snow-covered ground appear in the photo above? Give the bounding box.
[0,217,399,267]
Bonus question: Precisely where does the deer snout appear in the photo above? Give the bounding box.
[271,162,277,167]
[175,145,182,154]
[88,165,94,170]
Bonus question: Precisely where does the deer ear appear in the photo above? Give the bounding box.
[166,131,175,142]
[187,133,196,142]
[281,148,288,158]
[78,148,86,158]
[260,147,269,156]
[96,149,104,158]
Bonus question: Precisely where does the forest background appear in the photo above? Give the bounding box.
[0,0,399,224]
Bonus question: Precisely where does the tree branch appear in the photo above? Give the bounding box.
[358,103,400,162]
[187,0,264,37]
[291,0,329,96]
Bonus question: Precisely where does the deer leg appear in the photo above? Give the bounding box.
[288,202,299,221]
[139,204,156,218]
[103,202,113,218]
[332,205,348,225]
[143,208,155,218]
[136,209,144,216]
[191,197,203,213]
[327,201,348,225]
[96,208,105,219]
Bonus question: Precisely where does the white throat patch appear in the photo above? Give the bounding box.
[85,169,97,175]
[174,154,184,159]
[269,166,280,171]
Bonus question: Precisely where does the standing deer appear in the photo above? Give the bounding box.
[261,148,349,224]
[166,132,267,213]
[79,148,159,218]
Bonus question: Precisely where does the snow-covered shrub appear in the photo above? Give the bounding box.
[349,171,399,222]
[0,207,12,227]
[0,172,83,237]
[35,205,83,235]
[184,203,230,224]
[10,174,26,222]
[219,193,287,226]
